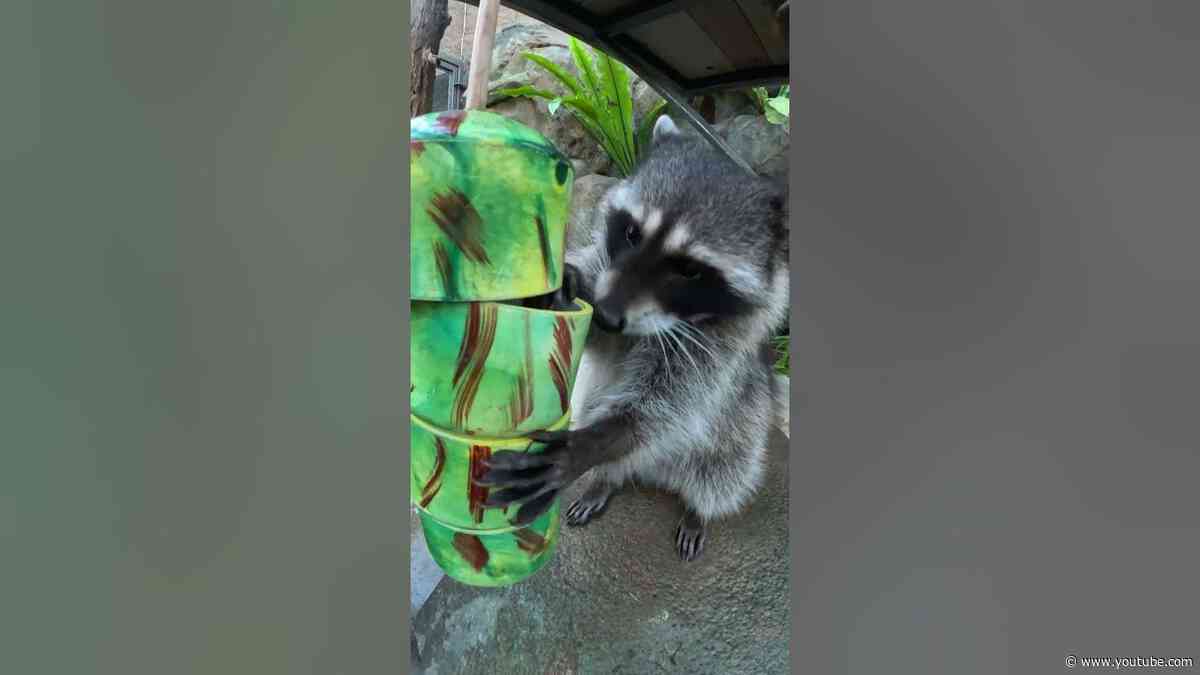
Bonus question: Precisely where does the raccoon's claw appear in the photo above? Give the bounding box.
[476,471,562,526]
[675,513,707,562]
[474,441,578,526]
[482,482,552,508]
[510,490,557,527]
[477,447,572,487]
[564,496,606,526]
[564,484,613,527]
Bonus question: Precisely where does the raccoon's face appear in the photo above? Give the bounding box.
[591,202,750,335]
[589,117,787,337]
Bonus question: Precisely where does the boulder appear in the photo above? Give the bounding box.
[567,174,619,250]
[710,90,761,121]
[489,23,572,80]
[717,114,790,180]
[486,96,614,177]
[631,79,668,128]
[485,23,614,176]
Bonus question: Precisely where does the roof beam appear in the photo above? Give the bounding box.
[597,0,704,37]
[685,65,790,96]
[458,0,601,40]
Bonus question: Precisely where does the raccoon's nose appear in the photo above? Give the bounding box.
[594,302,625,333]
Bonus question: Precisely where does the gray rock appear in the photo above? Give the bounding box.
[717,114,790,180]
[710,90,761,121]
[548,110,615,177]
[567,174,619,250]
[487,96,615,177]
[485,23,614,176]
[485,96,544,133]
[490,23,572,78]
[631,79,667,128]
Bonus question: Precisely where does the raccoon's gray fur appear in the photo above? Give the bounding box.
[564,116,789,559]
[475,115,788,561]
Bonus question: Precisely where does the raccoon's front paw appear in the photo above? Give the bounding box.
[473,430,582,527]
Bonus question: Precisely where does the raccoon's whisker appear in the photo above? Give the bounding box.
[659,328,680,364]
[652,332,671,384]
[683,322,727,363]
[665,326,701,376]
[663,330,687,375]
[674,322,719,363]
[677,319,718,351]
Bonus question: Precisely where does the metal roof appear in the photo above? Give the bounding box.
[460,1,791,173]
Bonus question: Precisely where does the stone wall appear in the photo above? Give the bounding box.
[437,1,531,65]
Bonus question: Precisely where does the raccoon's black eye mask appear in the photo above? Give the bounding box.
[605,208,718,284]
[670,257,704,281]
[606,208,641,255]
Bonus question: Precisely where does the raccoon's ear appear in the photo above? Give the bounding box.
[652,115,681,144]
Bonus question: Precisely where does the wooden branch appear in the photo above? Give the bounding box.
[463,0,501,110]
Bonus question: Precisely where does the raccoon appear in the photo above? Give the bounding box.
[475,115,789,561]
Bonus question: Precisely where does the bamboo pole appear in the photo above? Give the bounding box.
[463,0,501,110]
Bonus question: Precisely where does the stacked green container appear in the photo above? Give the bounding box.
[410,110,592,586]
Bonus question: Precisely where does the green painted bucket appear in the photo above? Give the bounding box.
[410,110,575,302]
[411,410,570,586]
[411,299,591,438]
[410,110,584,587]
[415,503,560,588]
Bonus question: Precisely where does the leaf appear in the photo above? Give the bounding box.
[749,86,769,112]
[494,85,559,101]
[595,50,636,173]
[521,52,582,97]
[560,95,599,121]
[560,97,629,176]
[587,47,635,175]
[765,96,789,128]
[569,39,630,174]
[559,95,607,143]
[568,38,602,100]
[771,334,789,374]
[512,37,644,178]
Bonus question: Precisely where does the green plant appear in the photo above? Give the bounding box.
[749,85,790,128]
[771,333,789,375]
[495,37,668,177]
